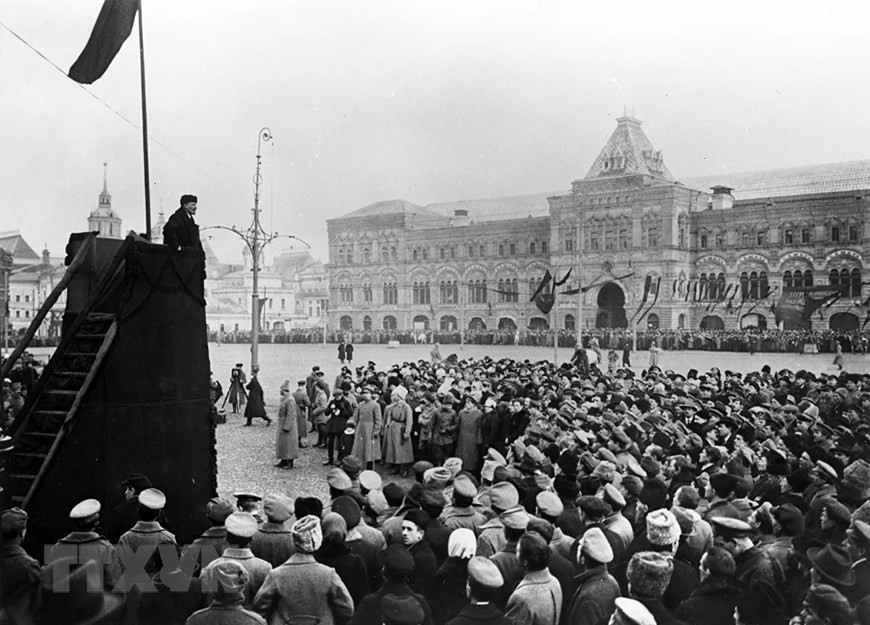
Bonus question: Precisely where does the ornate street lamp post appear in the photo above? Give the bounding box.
[203,128,310,372]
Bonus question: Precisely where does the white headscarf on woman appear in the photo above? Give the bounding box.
[447,528,477,559]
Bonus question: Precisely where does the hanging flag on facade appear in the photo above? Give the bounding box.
[69,0,139,84]
[530,270,552,302]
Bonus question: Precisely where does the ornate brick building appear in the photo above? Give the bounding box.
[326,115,870,333]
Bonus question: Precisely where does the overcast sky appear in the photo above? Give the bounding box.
[2,1,869,265]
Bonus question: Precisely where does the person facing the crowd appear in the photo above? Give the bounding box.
[506,531,562,625]
[0,508,40,623]
[163,193,202,252]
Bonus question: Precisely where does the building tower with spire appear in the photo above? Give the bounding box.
[88,163,123,239]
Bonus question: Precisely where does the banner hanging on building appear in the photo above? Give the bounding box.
[775,285,849,325]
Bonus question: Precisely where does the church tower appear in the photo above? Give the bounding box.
[88,163,123,239]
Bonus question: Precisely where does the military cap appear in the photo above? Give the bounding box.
[326,468,353,491]
[825,499,851,526]
[263,494,293,523]
[233,491,262,502]
[602,483,626,509]
[816,460,839,481]
[467,556,504,589]
[138,488,166,510]
[536,491,564,518]
[359,470,382,491]
[384,544,415,575]
[481,459,499,482]
[580,526,614,563]
[485,448,508,466]
[225,512,259,538]
[500,506,530,530]
[206,497,235,523]
[489,482,520,510]
[711,516,753,537]
[69,499,100,519]
[1,507,28,532]
[612,597,656,625]
[453,475,478,498]
[367,490,388,516]
[382,594,425,625]
[852,519,870,544]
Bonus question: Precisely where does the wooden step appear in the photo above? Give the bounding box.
[31,410,68,416]
[7,473,37,480]
[63,352,97,358]
[22,432,56,439]
[9,496,25,504]
[42,390,78,396]
[15,452,47,460]
[53,371,88,378]
[74,333,107,340]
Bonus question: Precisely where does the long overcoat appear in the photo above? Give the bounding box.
[276,395,300,460]
[350,398,383,463]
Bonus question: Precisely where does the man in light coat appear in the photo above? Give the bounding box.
[506,532,562,625]
[275,380,299,469]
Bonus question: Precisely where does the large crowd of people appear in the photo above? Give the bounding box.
[4,352,870,624]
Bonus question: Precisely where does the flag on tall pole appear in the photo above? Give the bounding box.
[68,0,139,84]
[69,0,152,238]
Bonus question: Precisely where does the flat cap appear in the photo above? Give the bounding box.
[341,456,363,475]
[467,556,504,589]
[233,492,262,502]
[711,516,753,537]
[326,468,353,491]
[263,493,293,522]
[225,512,259,538]
[580,527,613,563]
[536,491,564,518]
[489,482,520,510]
[500,506,530,530]
[576,495,611,519]
[206,497,235,523]
[485,448,507,466]
[1,507,27,532]
[412,460,434,475]
[602,483,626,509]
[816,460,838,481]
[359,470,383,491]
[453,475,478,499]
[423,467,452,487]
[138,488,166,511]
[69,499,101,519]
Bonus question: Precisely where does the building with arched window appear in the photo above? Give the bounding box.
[327,115,870,332]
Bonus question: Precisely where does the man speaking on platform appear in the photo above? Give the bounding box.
[163,194,203,252]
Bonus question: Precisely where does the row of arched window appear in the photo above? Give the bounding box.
[829,268,863,298]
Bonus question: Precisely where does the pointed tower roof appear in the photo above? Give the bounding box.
[584,116,673,181]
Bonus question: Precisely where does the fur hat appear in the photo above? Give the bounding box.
[292,515,323,553]
[592,460,616,483]
[627,551,674,599]
[843,459,870,500]
[646,509,681,546]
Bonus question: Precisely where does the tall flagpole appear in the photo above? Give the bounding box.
[138,0,152,238]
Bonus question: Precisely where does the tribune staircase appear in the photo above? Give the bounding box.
[1,234,127,509]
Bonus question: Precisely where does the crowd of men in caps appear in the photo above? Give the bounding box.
[4,355,870,625]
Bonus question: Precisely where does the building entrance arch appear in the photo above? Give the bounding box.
[529,317,549,330]
[596,282,627,328]
[468,317,486,331]
[740,313,767,330]
[340,315,353,331]
[830,312,859,331]
[498,317,517,332]
[700,315,724,330]
[413,315,429,331]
